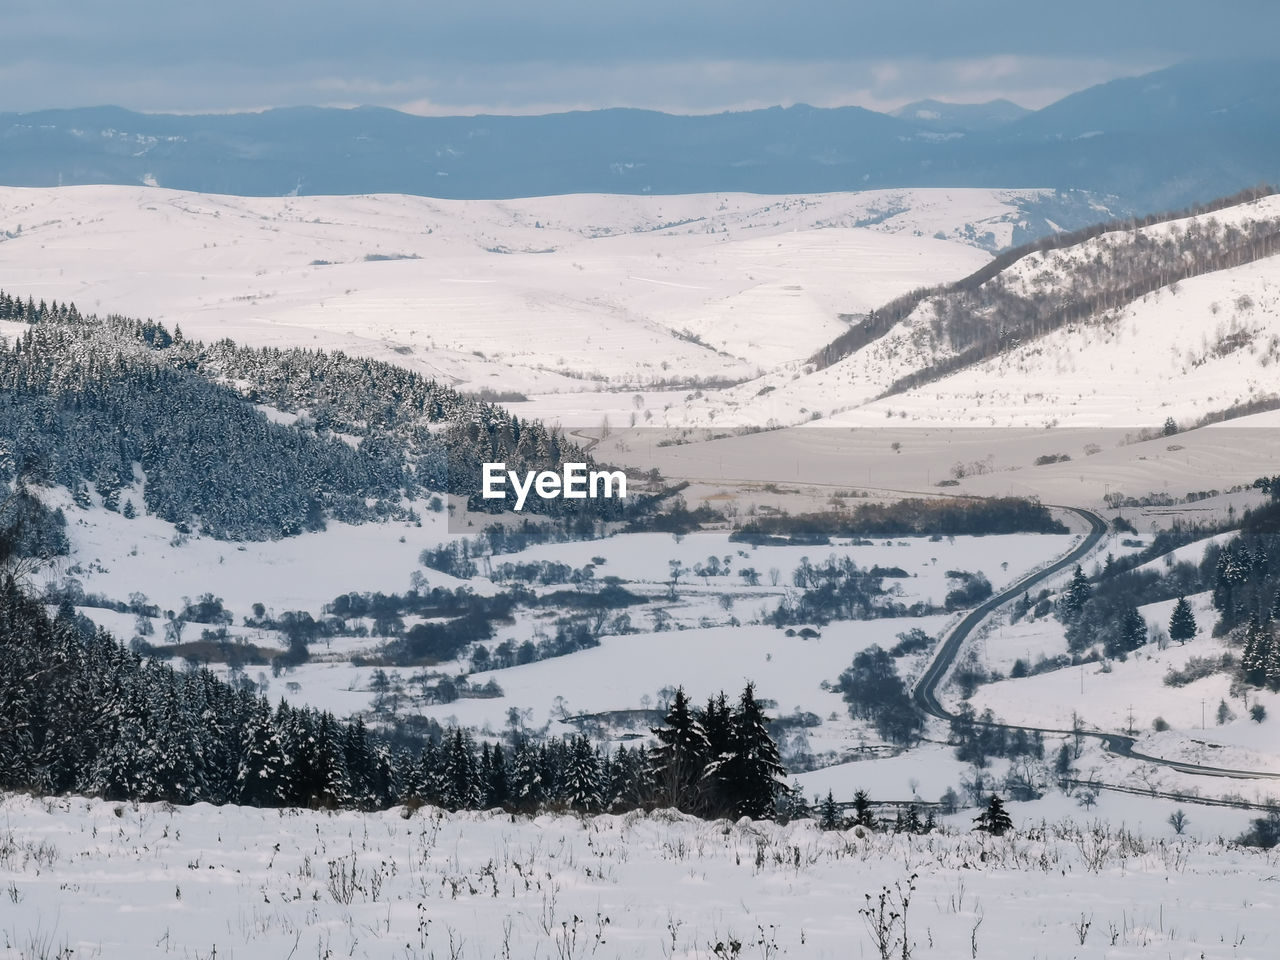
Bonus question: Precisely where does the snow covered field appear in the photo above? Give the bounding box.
[605,423,1280,512]
[52,473,1079,765]
[1,792,1277,960]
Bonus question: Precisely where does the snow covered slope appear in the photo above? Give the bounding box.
[0,185,1069,405]
[5,183,1277,434]
[688,193,1280,430]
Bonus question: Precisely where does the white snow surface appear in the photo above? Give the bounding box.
[684,194,1280,430]
[1,791,1278,960]
[0,184,1003,408]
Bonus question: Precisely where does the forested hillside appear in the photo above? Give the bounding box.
[0,574,786,818]
[811,186,1280,383]
[0,293,618,537]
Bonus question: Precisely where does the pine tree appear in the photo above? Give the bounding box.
[509,739,543,812]
[539,742,565,806]
[486,743,510,808]
[235,701,291,806]
[563,736,602,812]
[1266,626,1280,692]
[276,704,320,807]
[1120,606,1147,653]
[973,794,1013,836]
[695,692,735,814]
[442,728,477,809]
[852,789,875,829]
[1168,596,1197,644]
[903,803,923,835]
[648,686,709,811]
[410,739,444,807]
[818,790,842,830]
[1061,565,1091,620]
[89,695,151,801]
[343,717,376,808]
[1243,616,1271,685]
[605,744,634,811]
[1054,743,1074,783]
[709,683,786,821]
[1107,606,1147,658]
[774,779,807,822]
[367,742,399,808]
[314,713,354,808]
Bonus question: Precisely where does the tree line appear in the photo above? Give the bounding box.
[0,572,790,818]
[731,496,1066,543]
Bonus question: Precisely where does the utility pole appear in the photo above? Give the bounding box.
[1201,698,1207,730]
[1126,704,1135,736]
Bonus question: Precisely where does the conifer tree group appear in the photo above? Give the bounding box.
[0,291,626,538]
[0,575,791,819]
[648,684,788,820]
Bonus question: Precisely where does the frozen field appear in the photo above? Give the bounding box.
[1,792,1277,960]
[604,421,1280,511]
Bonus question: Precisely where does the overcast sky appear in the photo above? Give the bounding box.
[4,1,1276,116]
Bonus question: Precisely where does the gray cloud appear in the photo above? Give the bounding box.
[5,1,1277,114]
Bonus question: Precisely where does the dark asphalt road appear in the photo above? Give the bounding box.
[911,506,1280,782]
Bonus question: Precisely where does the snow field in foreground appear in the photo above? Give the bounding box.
[1,793,1277,960]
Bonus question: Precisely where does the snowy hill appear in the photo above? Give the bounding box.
[26,182,1277,436]
[0,184,1095,404]
[682,189,1280,431]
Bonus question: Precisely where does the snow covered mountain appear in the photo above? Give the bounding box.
[6,181,1279,435]
[4,59,1279,212]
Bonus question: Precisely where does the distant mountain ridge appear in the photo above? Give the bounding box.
[889,98,1031,132]
[2,59,1278,217]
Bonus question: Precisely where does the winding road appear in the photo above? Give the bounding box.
[912,505,1280,782]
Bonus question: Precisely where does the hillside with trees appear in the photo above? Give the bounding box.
[810,186,1279,380]
[0,569,789,817]
[0,293,625,536]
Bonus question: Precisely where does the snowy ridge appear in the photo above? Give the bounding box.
[686,192,1280,429]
